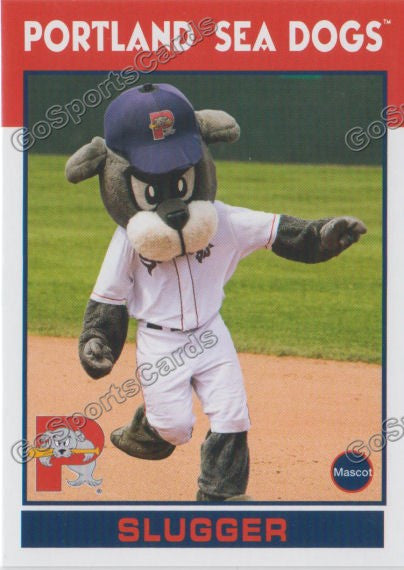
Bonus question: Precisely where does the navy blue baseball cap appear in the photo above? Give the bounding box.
[104,83,203,175]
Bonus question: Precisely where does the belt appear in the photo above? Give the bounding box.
[146,322,181,332]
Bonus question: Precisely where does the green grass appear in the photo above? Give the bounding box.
[28,155,382,363]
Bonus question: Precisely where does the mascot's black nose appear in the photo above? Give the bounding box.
[59,449,65,454]
[157,199,190,231]
[166,209,189,230]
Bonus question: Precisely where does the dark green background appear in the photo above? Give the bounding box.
[28,72,383,165]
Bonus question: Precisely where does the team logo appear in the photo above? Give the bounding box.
[139,244,214,275]
[195,243,214,263]
[30,415,104,492]
[149,110,175,140]
[139,253,161,275]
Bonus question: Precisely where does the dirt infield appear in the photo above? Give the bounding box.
[27,335,382,502]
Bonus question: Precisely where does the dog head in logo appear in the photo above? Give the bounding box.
[149,110,175,140]
[38,428,96,465]
[65,83,240,263]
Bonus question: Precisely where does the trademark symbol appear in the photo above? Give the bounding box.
[96,488,102,494]
[383,18,391,24]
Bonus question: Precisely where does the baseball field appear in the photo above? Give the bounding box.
[26,155,383,502]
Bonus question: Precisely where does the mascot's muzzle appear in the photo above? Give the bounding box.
[156,199,190,231]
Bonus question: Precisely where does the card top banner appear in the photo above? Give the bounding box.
[1,0,404,126]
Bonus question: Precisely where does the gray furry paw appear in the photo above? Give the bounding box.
[81,338,114,379]
[319,216,367,254]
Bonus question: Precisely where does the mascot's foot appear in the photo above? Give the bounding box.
[197,431,250,502]
[110,405,175,460]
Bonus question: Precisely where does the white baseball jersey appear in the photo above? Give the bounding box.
[91,201,280,331]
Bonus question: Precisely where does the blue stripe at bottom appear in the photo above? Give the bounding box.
[21,510,383,548]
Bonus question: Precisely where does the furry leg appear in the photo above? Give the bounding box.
[197,431,250,501]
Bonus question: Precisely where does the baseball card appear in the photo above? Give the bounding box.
[2,0,404,566]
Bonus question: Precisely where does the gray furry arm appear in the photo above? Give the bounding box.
[79,300,129,379]
[272,214,367,264]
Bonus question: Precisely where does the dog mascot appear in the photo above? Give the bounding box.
[38,427,102,487]
[66,83,366,501]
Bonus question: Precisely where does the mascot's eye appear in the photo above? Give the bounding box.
[175,167,195,201]
[130,175,159,211]
[145,185,157,203]
[64,438,70,446]
[54,440,60,447]
[177,178,186,196]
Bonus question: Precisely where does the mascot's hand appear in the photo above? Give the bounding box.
[319,216,367,255]
[82,338,114,379]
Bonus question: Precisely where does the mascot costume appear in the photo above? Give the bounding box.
[66,83,366,501]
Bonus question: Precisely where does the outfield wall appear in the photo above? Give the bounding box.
[27,73,383,165]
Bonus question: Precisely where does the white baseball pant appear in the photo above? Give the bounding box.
[135,312,250,446]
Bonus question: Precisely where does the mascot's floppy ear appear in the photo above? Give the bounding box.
[195,110,240,145]
[65,136,107,183]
